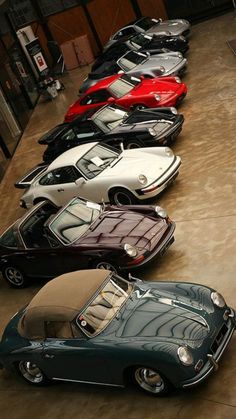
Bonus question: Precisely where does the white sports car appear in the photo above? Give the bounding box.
[17,143,181,208]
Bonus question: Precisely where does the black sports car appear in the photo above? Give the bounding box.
[92,32,189,72]
[39,105,184,163]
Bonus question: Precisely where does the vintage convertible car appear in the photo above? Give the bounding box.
[65,74,187,122]
[92,33,189,72]
[0,199,175,287]
[17,142,181,208]
[104,16,190,50]
[79,50,187,94]
[0,269,234,396]
[39,105,184,163]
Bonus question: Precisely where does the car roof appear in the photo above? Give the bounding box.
[84,74,120,94]
[48,142,98,169]
[18,269,111,339]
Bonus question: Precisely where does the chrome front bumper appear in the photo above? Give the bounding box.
[182,309,235,388]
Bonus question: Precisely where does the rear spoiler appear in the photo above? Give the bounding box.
[15,164,48,189]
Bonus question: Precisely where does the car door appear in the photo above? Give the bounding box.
[74,121,101,144]
[80,90,112,111]
[38,166,83,206]
[42,331,114,383]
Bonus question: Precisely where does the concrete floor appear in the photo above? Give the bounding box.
[0,11,236,419]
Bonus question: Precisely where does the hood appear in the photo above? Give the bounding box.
[130,77,180,97]
[125,55,184,76]
[94,149,175,185]
[77,209,168,252]
[146,20,189,37]
[114,283,215,347]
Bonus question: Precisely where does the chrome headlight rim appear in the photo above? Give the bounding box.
[211,291,226,308]
[124,243,138,258]
[174,76,181,83]
[138,174,148,185]
[148,128,156,137]
[177,346,194,366]
[154,206,168,219]
[154,93,161,102]
[165,147,173,157]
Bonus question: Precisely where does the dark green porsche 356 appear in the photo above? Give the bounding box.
[0,269,235,396]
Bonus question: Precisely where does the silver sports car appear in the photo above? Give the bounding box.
[105,16,190,50]
[80,50,187,94]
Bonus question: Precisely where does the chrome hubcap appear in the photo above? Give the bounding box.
[19,361,44,384]
[135,368,164,394]
[96,262,117,273]
[5,267,24,286]
[114,191,132,206]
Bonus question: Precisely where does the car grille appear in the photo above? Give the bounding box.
[211,324,228,354]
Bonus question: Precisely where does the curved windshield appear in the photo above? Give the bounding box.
[119,51,147,71]
[49,198,102,244]
[77,274,133,336]
[76,144,120,179]
[136,17,158,31]
[109,74,141,98]
[129,33,152,49]
[92,106,128,133]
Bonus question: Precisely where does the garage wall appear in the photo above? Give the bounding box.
[33,0,168,58]
[137,0,167,19]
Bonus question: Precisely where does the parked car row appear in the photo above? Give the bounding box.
[0,15,235,398]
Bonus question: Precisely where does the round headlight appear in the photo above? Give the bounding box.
[148,128,156,137]
[154,94,161,101]
[170,107,177,114]
[138,174,147,185]
[177,346,194,366]
[124,243,138,258]
[211,292,226,308]
[165,147,173,157]
[174,76,181,83]
[155,206,167,218]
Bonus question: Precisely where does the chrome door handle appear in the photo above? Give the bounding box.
[44,353,55,359]
[57,188,64,192]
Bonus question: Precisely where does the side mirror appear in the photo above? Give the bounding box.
[107,97,115,103]
[75,178,85,187]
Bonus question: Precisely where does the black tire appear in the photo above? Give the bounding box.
[125,139,143,149]
[16,361,49,386]
[109,188,137,205]
[94,260,118,274]
[2,265,28,288]
[133,366,172,396]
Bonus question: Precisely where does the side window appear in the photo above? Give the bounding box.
[80,90,110,106]
[114,27,136,40]
[61,128,77,142]
[45,321,83,339]
[74,121,99,139]
[0,227,18,248]
[40,167,80,185]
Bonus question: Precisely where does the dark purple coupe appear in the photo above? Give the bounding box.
[0,197,175,288]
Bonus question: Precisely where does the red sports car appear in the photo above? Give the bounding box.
[65,74,187,122]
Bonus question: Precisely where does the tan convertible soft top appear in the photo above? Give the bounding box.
[18,269,111,339]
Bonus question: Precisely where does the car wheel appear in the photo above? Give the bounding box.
[109,188,137,205]
[95,261,118,274]
[2,265,28,288]
[17,361,49,386]
[133,367,171,396]
[132,104,147,110]
[126,139,143,149]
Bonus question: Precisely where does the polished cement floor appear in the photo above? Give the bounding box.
[0,11,236,419]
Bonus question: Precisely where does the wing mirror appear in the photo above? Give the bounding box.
[107,97,115,103]
[75,178,85,186]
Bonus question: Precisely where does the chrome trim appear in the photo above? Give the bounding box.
[183,317,235,388]
[52,377,124,387]
[207,354,218,371]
